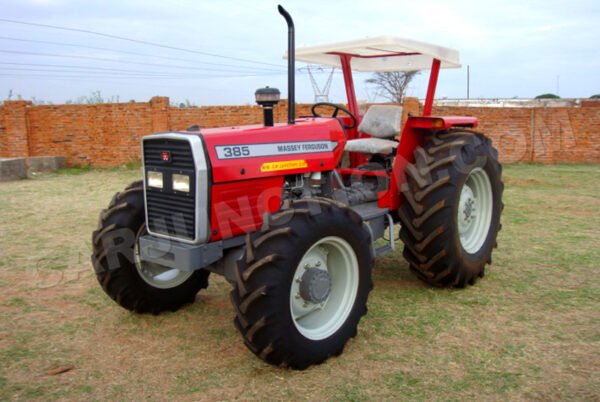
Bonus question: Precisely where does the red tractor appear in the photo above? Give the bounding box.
[92,6,503,369]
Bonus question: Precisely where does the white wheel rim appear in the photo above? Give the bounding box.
[134,225,193,289]
[289,236,359,341]
[457,167,493,254]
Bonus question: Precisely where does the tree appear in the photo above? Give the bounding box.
[590,94,600,99]
[65,91,119,104]
[535,93,560,99]
[365,71,420,103]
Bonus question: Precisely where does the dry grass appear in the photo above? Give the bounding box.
[0,164,599,401]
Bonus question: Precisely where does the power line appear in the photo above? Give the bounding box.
[0,66,286,79]
[0,69,315,79]
[0,67,185,78]
[0,49,288,75]
[0,61,183,75]
[0,60,323,78]
[0,18,285,68]
[0,36,285,73]
[0,72,283,80]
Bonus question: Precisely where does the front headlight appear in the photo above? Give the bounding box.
[172,174,190,192]
[147,171,163,189]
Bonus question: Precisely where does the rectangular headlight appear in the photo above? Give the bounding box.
[147,171,163,189]
[172,174,190,192]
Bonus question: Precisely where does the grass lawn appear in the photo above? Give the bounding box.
[0,164,598,400]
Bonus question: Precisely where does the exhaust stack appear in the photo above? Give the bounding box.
[278,5,295,125]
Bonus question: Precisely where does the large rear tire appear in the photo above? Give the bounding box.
[230,198,374,369]
[91,181,210,313]
[398,130,503,287]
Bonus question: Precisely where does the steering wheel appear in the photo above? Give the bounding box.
[311,102,358,130]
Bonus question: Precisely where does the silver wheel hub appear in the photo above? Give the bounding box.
[457,167,493,254]
[290,237,359,341]
[299,267,332,304]
[458,185,476,233]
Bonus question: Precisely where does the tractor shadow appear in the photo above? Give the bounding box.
[371,249,422,288]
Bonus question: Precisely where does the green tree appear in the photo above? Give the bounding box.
[535,93,560,99]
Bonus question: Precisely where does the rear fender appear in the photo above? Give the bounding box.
[385,116,478,210]
[408,116,478,130]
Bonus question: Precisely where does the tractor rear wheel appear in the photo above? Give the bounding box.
[91,181,210,313]
[398,129,503,287]
[230,198,374,369]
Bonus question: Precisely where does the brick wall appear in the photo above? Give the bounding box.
[168,101,314,132]
[25,102,154,166]
[430,105,600,164]
[0,97,598,166]
[0,100,31,159]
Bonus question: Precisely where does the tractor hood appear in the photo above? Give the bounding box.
[186,117,346,183]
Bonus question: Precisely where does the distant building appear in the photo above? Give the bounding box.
[429,98,600,108]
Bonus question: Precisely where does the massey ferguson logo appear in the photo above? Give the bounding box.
[161,151,171,163]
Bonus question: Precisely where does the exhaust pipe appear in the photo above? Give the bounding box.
[278,5,295,125]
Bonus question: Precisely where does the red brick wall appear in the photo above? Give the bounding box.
[0,100,31,159]
[168,100,314,132]
[25,102,155,166]
[430,105,600,164]
[0,97,598,166]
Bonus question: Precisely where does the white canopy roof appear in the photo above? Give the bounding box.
[286,36,460,72]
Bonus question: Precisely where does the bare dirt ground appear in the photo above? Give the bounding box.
[0,164,599,400]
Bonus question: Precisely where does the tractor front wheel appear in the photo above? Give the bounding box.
[398,129,503,287]
[230,198,374,369]
[91,181,210,313]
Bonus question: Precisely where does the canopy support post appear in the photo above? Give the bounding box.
[423,58,441,116]
[340,55,358,118]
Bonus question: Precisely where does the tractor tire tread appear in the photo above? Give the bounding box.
[230,197,373,369]
[92,181,209,314]
[398,129,503,287]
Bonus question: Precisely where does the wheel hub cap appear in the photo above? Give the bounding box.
[457,167,494,254]
[458,185,476,233]
[289,237,359,341]
[299,267,332,304]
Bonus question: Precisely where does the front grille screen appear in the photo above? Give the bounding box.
[143,139,196,240]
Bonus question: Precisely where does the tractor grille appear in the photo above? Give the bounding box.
[143,138,196,240]
[143,139,195,170]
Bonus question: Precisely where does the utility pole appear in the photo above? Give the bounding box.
[467,65,470,99]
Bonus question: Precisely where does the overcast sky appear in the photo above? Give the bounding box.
[1,0,599,106]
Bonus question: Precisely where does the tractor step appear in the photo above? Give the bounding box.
[350,202,395,256]
[376,245,393,257]
[350,201,389,221]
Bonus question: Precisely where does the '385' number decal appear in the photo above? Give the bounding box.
[221,146,250,158]
[215,140,337,160]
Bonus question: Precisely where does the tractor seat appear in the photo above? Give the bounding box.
[344,105,402,155]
